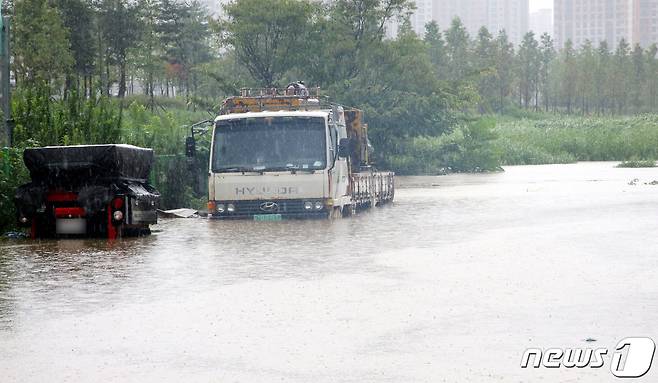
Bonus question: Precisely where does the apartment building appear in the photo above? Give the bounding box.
[388,0,529,45]
[530,8,553,36]
[554,0,658,48]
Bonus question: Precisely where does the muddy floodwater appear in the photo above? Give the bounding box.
[2,162,658,382]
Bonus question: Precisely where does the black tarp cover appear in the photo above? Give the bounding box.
[24,144,155,182]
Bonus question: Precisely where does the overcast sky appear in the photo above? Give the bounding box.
[530,0,553,12]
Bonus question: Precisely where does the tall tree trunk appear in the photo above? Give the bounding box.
[534,88,539,112]
[148,71,154,112]
[83,75,88,98]
[118,61,127,98]
[105,56,111,97]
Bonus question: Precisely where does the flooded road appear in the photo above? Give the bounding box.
[2,162,658,382]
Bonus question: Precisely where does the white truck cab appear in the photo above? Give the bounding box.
[200,87,393,220]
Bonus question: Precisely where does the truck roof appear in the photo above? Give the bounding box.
[214,110,329,123]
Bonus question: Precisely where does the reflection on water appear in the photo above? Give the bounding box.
[1,162,658,382]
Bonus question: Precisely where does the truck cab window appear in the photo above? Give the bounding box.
[213,116,327,172]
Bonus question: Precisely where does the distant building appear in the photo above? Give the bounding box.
[431,0,488,39]
[529,8,553,37]
[410,0,436,36]
[554,0,658,49]
[635,0,658,47]
[387,0,529,45]
[486,0,530,44]
[386,0,438,37]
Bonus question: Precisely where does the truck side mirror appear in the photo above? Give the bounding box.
[185,136,196,158]
[338,138,350,158]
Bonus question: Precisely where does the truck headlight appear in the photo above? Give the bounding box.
[216,204,225,213]
[227,203,236,213]
[304,201,313,210]
[314,201,323,210]
[113,210,124,221]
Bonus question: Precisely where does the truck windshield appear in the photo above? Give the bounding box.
[212,116,326,172]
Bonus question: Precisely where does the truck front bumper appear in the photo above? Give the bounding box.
[208,199,329,220]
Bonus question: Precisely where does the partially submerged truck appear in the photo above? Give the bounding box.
[187,85,394,220]
[15,144,160,238]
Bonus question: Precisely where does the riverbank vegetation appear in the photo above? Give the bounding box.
[493,114,658,166]
[616,160,656,168]
[2,0,658,231]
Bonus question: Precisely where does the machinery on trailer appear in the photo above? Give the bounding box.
[15,144,160,238]
[186,84,394,220]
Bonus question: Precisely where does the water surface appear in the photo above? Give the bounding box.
[2,162,658,382]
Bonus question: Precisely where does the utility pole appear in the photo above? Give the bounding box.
[0,4,11,147]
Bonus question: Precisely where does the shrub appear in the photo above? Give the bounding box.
[0,148,29,233]
[616,160,656,168]
[12,86,121,147]
[384,118,502,174]
[493,114,658,165]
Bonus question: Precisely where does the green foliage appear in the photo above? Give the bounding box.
[122,101,186,153]
[616,160,656,168]
[55,0,95,78]
[97,0,142,97]
[13,0,74,87]
[12,85,121,146]
[4,92,210,230]
[0,148,29,233]
[120,101,210,209]
[220,0,319,87]
[387,118,501,174]
[329,27,463,156]
[494,114,658,165]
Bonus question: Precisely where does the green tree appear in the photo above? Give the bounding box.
[13,0,73,88]
[493,30,514,111]
[158,0,213,102]
[97,0,142,98]
[538,33,555,111]
[424,21,447,79]
[611,39,630,113]
[54,0,95,96]
[593,41,611,114]
[629,44,645,112]
[331,0,413,76]
[645,44,658,110]
[558,40,577,113]
[132,0,161,109]
[220,0,317,86]
[339,23,460,157]
[444,18,471,82]
[517,32,540,109]
[576,40,596,113]
[473,26,497,112]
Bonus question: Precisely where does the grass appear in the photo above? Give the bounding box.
[1,96,211,233]
[492,114,658,166]
[616,159,656,168]
[387,113,658,174]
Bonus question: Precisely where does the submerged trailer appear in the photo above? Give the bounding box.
[15,144,160,239]
[187,85,394,220]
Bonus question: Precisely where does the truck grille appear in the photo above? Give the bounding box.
[211,199,328,219]
[232,199,308,215]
